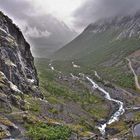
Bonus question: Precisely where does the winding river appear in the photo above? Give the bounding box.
[86,76,125,135]
[49,62,125,135]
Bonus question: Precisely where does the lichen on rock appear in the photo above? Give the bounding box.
[0,11,42,98]
[0,11,43,139]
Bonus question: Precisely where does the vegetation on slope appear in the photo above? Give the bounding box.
[34,57,140,139]
[34,58,110,137]
[53,28,140,67]
[26,123,71,140]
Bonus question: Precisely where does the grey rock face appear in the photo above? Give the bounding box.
[0,11,42,106]
[85,11,140,39]
[0,12,43,139]
[0,11,43,139]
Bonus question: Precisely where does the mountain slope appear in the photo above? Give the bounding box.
[0,11,44,139]
[53,12,140,66]
[0,11,42,97]
[24,14,77,58]
[0,11,78,140]
[48,12,140,138]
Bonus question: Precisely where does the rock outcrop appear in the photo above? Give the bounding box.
[0,11,42,139]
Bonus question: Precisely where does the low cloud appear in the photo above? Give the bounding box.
[74,0,140,30]
[25,27,51,38]
[0,0,77,57]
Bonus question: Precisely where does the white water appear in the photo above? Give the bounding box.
[86,76,125,135]
[49,63,55,70]
[17,52,26,77]
[5,59,17,67]
[9,81,22,93]
[48,61,125,135]
[70,73,79,80]
[126,106,140,110]
[0,27,8,34]
[72,62,80,68]
[51,66,54,70]
[95,71,101,79]
[0,71,22,93]
[27,78,35,84]
[38,98,48,103]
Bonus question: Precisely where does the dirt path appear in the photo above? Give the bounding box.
[127,58,140,90]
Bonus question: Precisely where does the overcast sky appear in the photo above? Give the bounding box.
[0,0,140,57]
[0,0,86,32]
[74,0,140,29]
[1,0,140,32]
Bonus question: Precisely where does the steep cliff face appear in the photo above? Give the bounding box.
[0,11,42,138]
[0,11,42,96]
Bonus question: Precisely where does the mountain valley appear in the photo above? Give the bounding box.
[1,9,140,140]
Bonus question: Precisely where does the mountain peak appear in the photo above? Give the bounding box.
[83,11,140,40]
[53,11,140,64]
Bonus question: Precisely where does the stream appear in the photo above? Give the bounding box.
[71,71,125,135]
[49,63,55,70]
[86,76,125,135]
[49,62,125,135]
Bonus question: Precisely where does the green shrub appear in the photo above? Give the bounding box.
[26,123,71,140]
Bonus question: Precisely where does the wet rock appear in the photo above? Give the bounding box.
[69,133,78,140]
[0,116,21,139]
[133,123,140,136]
[106,127,120,136]
[0,93,12,113]
[125,112,134,121]
[0,11,43,139]
[0,11,42,99]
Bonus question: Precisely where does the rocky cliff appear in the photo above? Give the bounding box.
[0,11,43,139]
